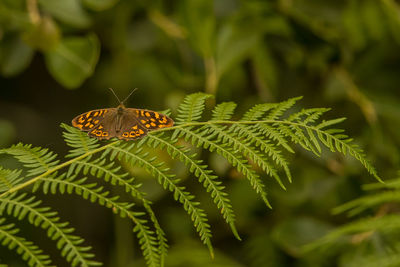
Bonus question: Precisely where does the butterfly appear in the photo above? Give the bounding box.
[71,88,174,140]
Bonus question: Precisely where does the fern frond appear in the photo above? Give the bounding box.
[312,122,380,180]
[265,96,303,120]
[0,143,59,177]
[206,124,284,189]
[338,247,400,267]
[175,93,213,124]
[68,158,142,197]
[0,218,52,267]
[287,108,331,123]
[174,127,271,208]
[0,193,100,267]
[146,133,239,240]
[363,178,400,190]
[242,103,277,121]
[354,253,400,267]
[315,118,347,130]
[0,92,382,267]
[211,102,237,121]
[304,214,400,252]
[68,157,168,259]
[61,124,100,158]
[255,114,379,180]
[141,201,168,264]
[254,123,295,153]
[231,124,292,183]
[0,167,23,193]
[332,178,400,216]
[261,98,317,153]
[277,123,320,155]
[33,174,160,267]
[332,191,400,217]
[104,142,214,256]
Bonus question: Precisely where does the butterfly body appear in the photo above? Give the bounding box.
[72,103,174,140]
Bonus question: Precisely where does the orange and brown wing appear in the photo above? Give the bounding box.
[118,123,149,140]
[87,123,114,140]
[71,109,113,131]
[130,109,174,130]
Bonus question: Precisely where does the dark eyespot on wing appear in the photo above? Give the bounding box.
[88,126,112,140]
[118,123,148,140]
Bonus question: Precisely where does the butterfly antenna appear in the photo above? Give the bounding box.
[109,88,122,104]
[122,88,138,104]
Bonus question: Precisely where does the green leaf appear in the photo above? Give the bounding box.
[272,217,332,256]
[216,22,260,78]
[0,120,16,147]
[211,102,237,121]
[0,167,23,193]
[0,143,59,177]
[61,123,100,157]
[107,143,213,255]
[23,16,61,52]
[45,34,100,89]
[39,0,91,28]
[0,218,52,267]
[180,0,215,56]
[250,43,279,92]
[146,134,240,240]
[0,36,34,77]
[82,0,120,11]
[0,2,30,30]
[381,0,400,44]
[175,93,213,124]
[305,214,400,252]
[0,193,101,266]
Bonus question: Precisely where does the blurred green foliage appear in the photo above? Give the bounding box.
[1,0,400,266]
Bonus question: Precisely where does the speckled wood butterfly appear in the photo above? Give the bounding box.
[72,88,174,140]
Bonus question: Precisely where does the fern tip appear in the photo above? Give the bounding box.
[374,174,384,184]
[206,241,215,259]
[262,197,272,209]
[229,223,241,241]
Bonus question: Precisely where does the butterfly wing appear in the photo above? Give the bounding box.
[72,107,173,140]
[87,112,119,140]
[115,110,149,140]
[72,108,116,131]
[129,109,174,130]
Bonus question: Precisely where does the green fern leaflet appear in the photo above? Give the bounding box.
[0,93,380,267]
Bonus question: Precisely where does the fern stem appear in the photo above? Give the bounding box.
[0,141,119,198]
[156,119,320,130]
[154,120,379,180]
[1,118,380,198]
[27,0,40,25]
